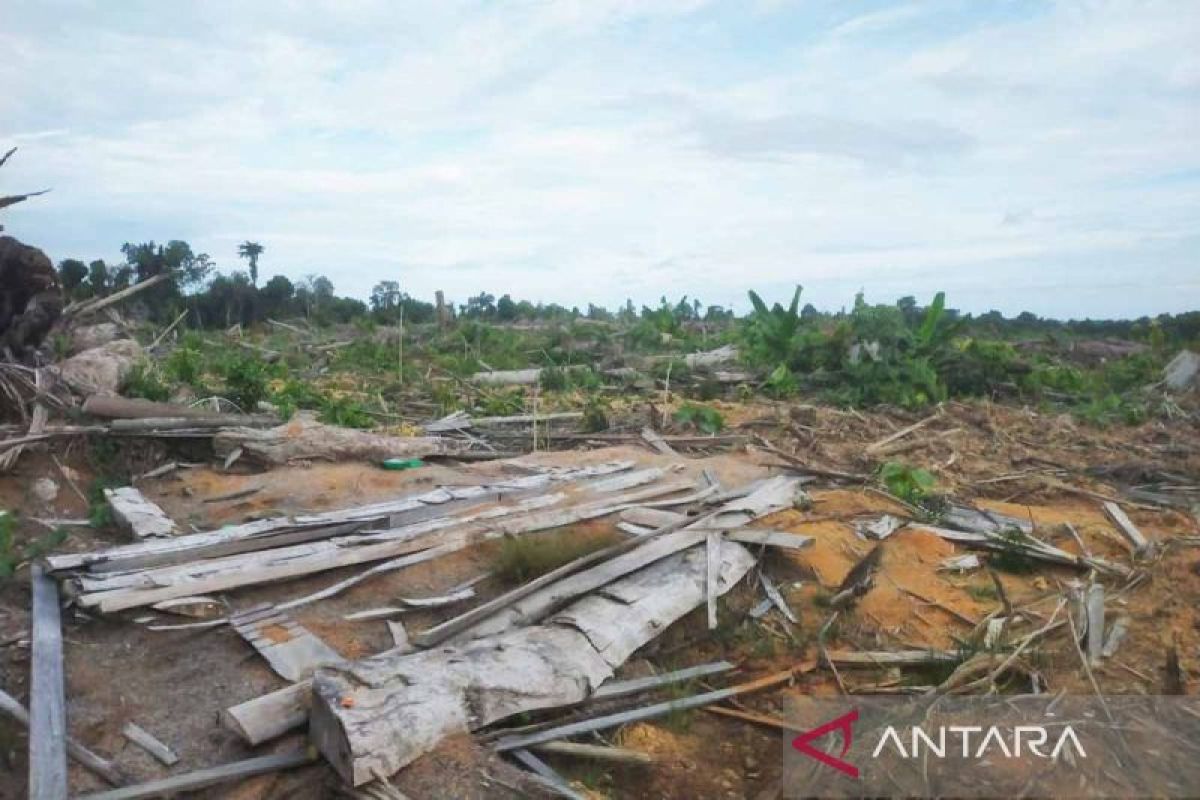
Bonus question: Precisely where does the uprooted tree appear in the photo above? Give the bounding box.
[0,147,61,362]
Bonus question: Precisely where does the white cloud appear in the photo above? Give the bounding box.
[1,0,1197,317]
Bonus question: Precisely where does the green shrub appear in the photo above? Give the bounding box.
[164,346,204,386]
[318,395,374,429]
[219,353,272,411]
[878,461,935,506]
[673,403,725,434]
[122,362,170,402]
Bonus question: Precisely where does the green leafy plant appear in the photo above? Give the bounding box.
[218,353,272,411]
[673,402,725,434]
[164,346,204,386]
[878,461,936,506]
[318,395,374,429]
[745,285,804,365]
[121,362,170,402]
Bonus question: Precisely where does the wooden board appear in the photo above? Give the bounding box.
[30,566,67,800]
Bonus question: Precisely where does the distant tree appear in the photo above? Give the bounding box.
[57,259,87,295]
[800,303,819,320]
[370,281,401,316]
[496,294,517,321]
[260,275,295,318]
[238,241,264,286]
[87,260,110,296]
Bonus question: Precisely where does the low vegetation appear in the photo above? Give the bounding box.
[50,239,1199,438]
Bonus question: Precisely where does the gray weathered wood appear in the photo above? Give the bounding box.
[1102,501,1151,555]
[706,531,720,629]
[30,565,67,800]
[47,461,635,573]
[121,722,179,766]
[1085,583,1106,664]
[308,540,758,784]
[727,529,814,551]
[531,741,654,764]
[592,661,735,699]
[77,480,692,612]
[431,477,802,644]
[76,750,315,800]
[824,649,958,667]
[759,573,797,623]
[1102,615,1129,659]
[231,606,343,681]
[511,749,586,800]
[640,427,678,456]
[104,487,179,539]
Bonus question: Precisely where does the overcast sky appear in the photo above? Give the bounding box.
[2,1,1197,318]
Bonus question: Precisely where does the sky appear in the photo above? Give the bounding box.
[2,0,1198,319]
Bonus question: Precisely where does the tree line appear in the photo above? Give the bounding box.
[53,239,1200,344]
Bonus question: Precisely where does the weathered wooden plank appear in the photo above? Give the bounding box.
[1085,583,1106,664]
[1103,501,1151,555]
[705,531,721,629]
[231,607,343,681]
[640,427,678,456]
[727,529,814,551]
[76,750,315,800]
[531,741,654,764]
[104,487,179,540]
[222,681,312,746]
[78,480,693,612]
[46,461,635,573]
[824,649,958,667]
[429,477,802,645]
[30,565,67,800]
[592,661,736,700]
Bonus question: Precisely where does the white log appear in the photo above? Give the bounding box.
[211,413,470,465]
[470,368,544,386]
[309,540,757,785]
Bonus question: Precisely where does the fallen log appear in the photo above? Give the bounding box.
[82,395,219,420]
[309,540,758,785]
[212,413,471,465]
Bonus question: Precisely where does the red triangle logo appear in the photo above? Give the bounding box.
[791,708,860,778]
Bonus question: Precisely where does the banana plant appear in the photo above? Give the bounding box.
[747,285,804,364]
